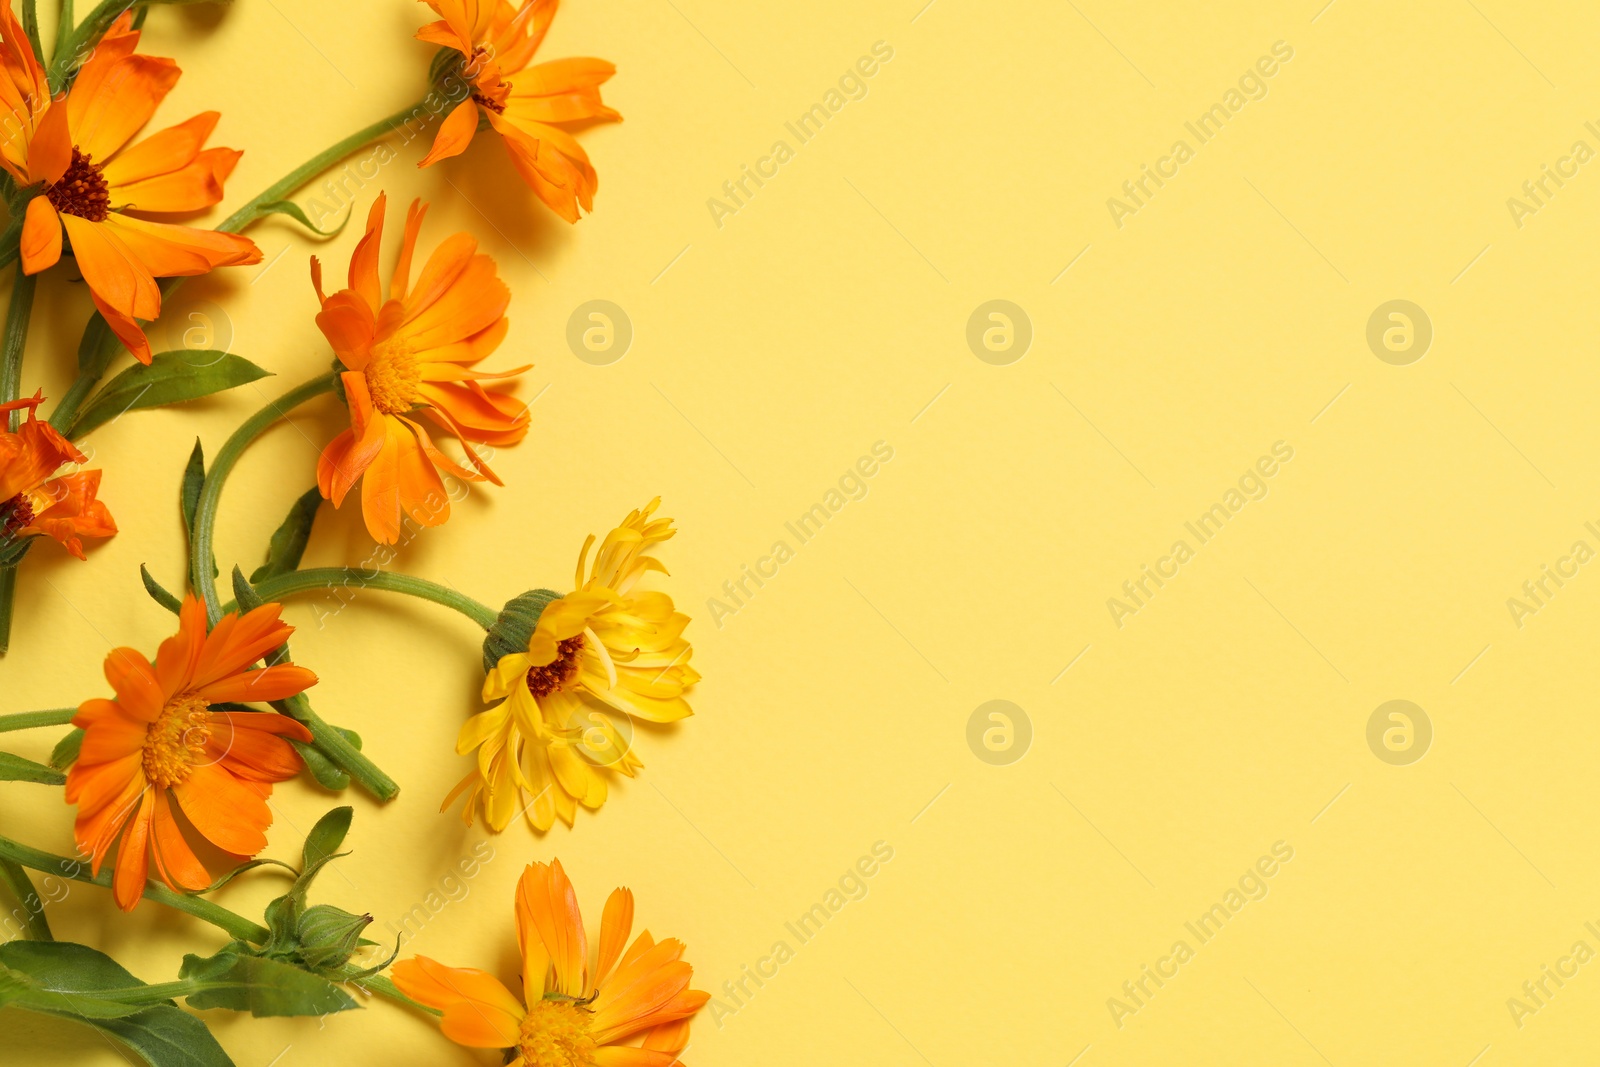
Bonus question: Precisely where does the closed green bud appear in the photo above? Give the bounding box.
[295,904,371,971]
[481,588,561,672]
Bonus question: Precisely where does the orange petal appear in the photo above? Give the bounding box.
[25,101,70,185]
[193,664,317,705]
[204,712,310,782]
[595,887,635,986]
[515,860,587,997]
[391,199,427,303]
[153,595,208,695]
[20,195,61,274]
[389,956,524,1048]
[102,648,165,721]
[99,213,261,276]
[418,100,480,169]
[190,601,296,689]
[60,214,161,319]
[314,291,376,368]
[102,111,219,186]
[171,762,270,856]
[358,418,405,543]
[67,53,181,162]
[348,193,387,311]
[113,148,240,214]
[111,789,156,911]
[149,791,212,892]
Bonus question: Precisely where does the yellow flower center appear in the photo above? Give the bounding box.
[526,636,584,698]
[363,339,421,415]
[45,146,110,222]
[518,999,597,1067]
[142,694,211,788]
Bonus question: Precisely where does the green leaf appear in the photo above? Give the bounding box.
[0,941,235,1064]
[20,1,42,67]
[0,859,50,940]
[301,807,352,871]
[140,565,182,614]
[249,488,321,583]
[0,941,169,1018]
[73,352,270,437]
[49,728,83,770]
[181,442,215,584]
[0,751,65,785]
[76,1004,234,1067]
[255,200,351,238]
[290,738,349,791]
[179,950,358,1017]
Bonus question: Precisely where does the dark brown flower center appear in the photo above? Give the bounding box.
[526,636,584,698]
[1,493,34,538]
[45,147,110,222]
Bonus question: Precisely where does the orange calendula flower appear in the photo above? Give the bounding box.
[3,11,260,363]
[0,393,115,561]
[449,499,696,832]
[314,192,529,544]
[417,0,621,221]
[392,859,707,1066]
[66,596,316,911]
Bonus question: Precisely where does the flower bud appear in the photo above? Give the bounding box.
[295,904,371,971]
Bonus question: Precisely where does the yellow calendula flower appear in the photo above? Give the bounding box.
[447,498,697,831]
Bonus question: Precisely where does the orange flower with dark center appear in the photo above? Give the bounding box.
[0,393,115,560]
[313,192,530,544]
[2,12,260,364]
[66,596,316,911]
[392,859,707,1066]
[417,0,621,222]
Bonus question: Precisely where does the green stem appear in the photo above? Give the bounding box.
[49,99,427,434]
[0,833,269,943]
[190,373,338,625]
[243,569,500,630]
[282,690,398,802]
[0,858,51,939]
[0,708,76,732]
[0,264,37,656]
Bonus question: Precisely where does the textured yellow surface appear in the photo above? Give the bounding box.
[6,0,1600,1064]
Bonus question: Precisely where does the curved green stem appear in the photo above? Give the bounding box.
[242,569,500,630]
[0,834,268,943]
[0,708,76,732]
[49,99,427,434]
[191,373,338,625]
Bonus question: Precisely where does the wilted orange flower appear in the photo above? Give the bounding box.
[2,12,259,363]
[0,393,115,560]
[66,596,315,911]
[314,192,529,544]
[393,859,706,1066]
[417,0,621,221]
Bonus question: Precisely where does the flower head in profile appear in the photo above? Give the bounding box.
[0,393,115,562]
[65,596,315,911]
[449,498,697,832]
[3,12,260,363]
[313,192,530,544]
[417,0,621,221]
[393,859,706,1066]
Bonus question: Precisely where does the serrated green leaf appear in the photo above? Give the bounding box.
[0,751,65,785]
[49,728,83,770]
[73,352,270,438]
[179,950,358,1017]
[255,199,351,237]
[140,565,182,614]
[249,487,321,583]
[301,808,352,871]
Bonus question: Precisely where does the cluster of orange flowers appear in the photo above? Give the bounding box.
[1,2,705,1064]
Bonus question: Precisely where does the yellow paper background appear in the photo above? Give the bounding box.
[5,0,1600,1063]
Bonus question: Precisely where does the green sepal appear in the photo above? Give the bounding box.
[49,727,83,770]
[249,487,321,583]
[481,588,562,673]
[71,352,271,438]
[0,533,36,567]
